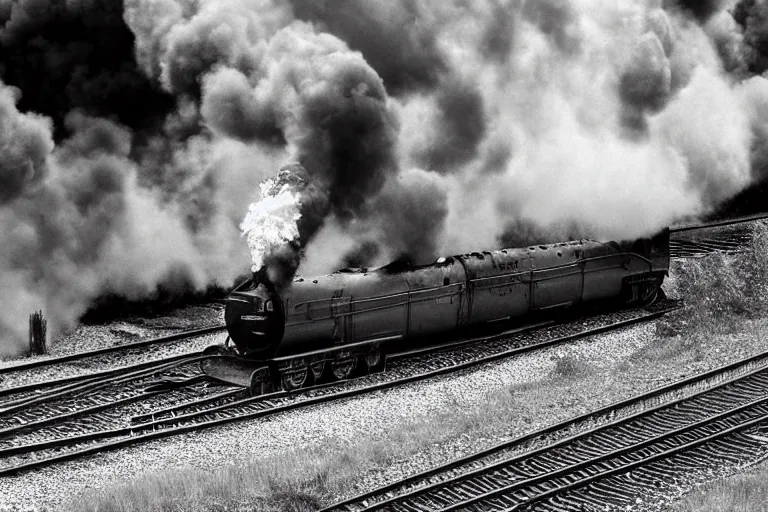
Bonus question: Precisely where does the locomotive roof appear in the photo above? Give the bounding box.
[319,238,605,278]
[289,233,657,282]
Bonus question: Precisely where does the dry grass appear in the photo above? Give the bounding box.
[549,353,592,379]
[668,464,768,512]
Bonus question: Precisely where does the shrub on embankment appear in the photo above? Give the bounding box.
[660,221,768,336]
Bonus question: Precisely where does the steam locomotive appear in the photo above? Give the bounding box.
[202,230,670,394]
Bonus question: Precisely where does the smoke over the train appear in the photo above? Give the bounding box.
[4,0,768,353]
[296,0,768,271]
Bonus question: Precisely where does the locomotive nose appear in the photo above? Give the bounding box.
[224,277,284,358]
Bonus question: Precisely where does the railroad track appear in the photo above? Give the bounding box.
[0,325,226,401]
[0,301,677,476]
[669,231,753,259]
[0,355,212,433]
[669,214,765,259]
[323,342,768,511]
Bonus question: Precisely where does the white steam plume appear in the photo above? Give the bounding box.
[241,178,301,273]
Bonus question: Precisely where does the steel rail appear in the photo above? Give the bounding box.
[0,390,165,439]
[0,355,205,415]
[670,212,768,233]
[438,377,768,511]
[130,388,245,424]
[0,306,676,476]
[0,318,569,447]
[0,351,201,402]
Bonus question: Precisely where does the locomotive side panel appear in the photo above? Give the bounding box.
[279,275,345,355]
[463,249,532,324]
[581,244,626,302]
[342,273,409,343]
[404,259,467,337]
[530,244,584,311]
[581,241,653,303]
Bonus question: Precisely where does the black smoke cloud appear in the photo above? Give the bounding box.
[733,0,768,74]
[3,0,768,354]
[0,85,53,203]
[0,88,130,347]
[668,0,727,23]
[124,0,417,284]
[619,26,673,133]
[410,79,487,174]
[372,168,448,264]
[288,0,447,94]
[0,0,174,138]
[522,0,581,54]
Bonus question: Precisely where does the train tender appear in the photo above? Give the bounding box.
[202,230,670,394]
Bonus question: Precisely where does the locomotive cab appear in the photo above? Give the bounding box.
[224,268,285,358]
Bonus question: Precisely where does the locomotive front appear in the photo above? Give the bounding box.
[224,268,285,358]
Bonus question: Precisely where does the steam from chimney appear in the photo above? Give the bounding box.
[2,0,768,354]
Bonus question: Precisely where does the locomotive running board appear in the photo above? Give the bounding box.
[270,334,403,363]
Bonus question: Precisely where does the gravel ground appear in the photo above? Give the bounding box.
[0,319,673,510]
[0,305,223,366]
[2,311,767,511]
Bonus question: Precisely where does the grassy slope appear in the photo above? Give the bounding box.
[62,223,768,512]
[668,466,768,512]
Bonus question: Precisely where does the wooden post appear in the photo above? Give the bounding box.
[28,310,47,356]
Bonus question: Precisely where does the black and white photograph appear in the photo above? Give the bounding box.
[2,0,768,510]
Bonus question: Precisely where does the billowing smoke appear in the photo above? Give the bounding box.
[0,83,251,353]
[3,0,768,354]
[288,0,447,93]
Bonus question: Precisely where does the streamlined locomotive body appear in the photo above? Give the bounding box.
[204,230,670,393]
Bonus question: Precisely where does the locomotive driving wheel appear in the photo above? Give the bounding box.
[309,357,326,382]
[280,359,310,391]
[331,355,356,380]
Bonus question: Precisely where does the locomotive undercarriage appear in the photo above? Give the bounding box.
[201,338,387,396]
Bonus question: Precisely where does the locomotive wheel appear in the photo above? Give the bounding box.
[310,359,326,382]
[331,357,356,381]
[280,359,310,391]
[363,348,382,371]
